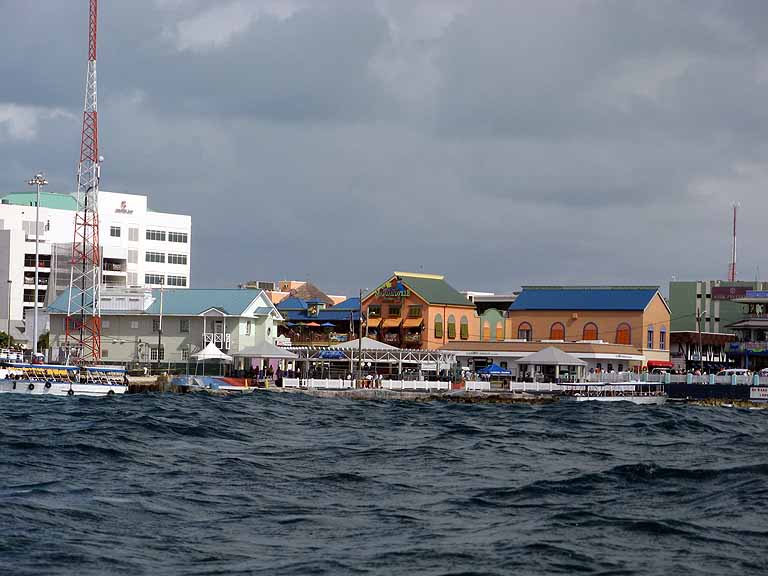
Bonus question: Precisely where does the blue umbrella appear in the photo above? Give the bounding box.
[320,322,335,327]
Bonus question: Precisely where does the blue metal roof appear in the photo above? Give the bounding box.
[277,297,307,310]
[331,297,360,311]
[509,287,659,311]
[145,289,260,315]
[283,309,359,322]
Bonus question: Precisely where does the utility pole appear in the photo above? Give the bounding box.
[156,283,164,372]
[697,310,704,374]
[27,173,48,358]
[357,287,364,381]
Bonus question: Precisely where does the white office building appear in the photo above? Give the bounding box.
[0,190,191,345]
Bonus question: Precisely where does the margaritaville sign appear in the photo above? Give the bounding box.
[376,280,411,298]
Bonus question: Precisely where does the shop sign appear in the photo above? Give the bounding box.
[749,387,768,401]
[376,280,410,299]
[114,200,134,215]
[712,286,750,300]
[746,290,768,299]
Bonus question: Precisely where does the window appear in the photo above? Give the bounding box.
[146,251,165,263]
[583,323,598,341]
[482,321,491,340]
[168,253,188,265]
[447,315,456,339]
[181,348,189,361]
[659,328,666,351]
[549,322,565,340]
[388,306,401,317]
[146,229,166,241]
[495,323,503,341]
[180,319,189,333]
[518,322,533,341]
[102,349,108,358]
[407,305,422,318]
[616,323,631,345]
[128,227,139,242]
[243,321,251,336]
[153,319,161,332]
[130,320,139,330]
[608,363,614,372]
[167,275,187,287]
[647,327,654,349]
[434,314,443,339]
[618,363,624,372]
[128,250,138,264]
[110,226,121,237]
[145,274,164,285]
[150,346,164,361]
[102,319,110,329]
[168,231,188,243]
[460,316,469,340]
[127,272,138,285]
[368,305,381,318]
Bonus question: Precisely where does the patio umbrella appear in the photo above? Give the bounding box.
[305,322,321,327]
[321,322,335,327]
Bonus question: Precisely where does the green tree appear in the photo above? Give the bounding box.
[0,331,13,348]
[38,332,49,352]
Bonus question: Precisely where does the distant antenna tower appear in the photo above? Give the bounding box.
[728,202,739,282]
[65,0,102,363]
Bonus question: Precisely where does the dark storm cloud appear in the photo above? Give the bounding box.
[3,0,768,294]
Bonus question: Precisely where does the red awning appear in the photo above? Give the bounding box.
[646,360,673,368]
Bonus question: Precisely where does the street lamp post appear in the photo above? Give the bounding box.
[27,173,47,357]
[6,279,11,344]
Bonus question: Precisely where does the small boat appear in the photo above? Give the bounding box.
[171,375,255,394]
[0,363,128,397]
[561,381,667,405]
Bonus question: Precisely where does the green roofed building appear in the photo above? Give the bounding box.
[1,192,78,211]
[361,271,476,350]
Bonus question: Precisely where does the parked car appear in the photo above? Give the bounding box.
[716,368,750,376]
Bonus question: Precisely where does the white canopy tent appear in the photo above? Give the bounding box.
[516,346,587,382]
[192,341,233,362]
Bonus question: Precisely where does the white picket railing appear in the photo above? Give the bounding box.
[280,378,353,390]
[464,381,491,391]
[381,380,450,392]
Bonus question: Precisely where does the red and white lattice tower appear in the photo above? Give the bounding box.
[66,0,101,363]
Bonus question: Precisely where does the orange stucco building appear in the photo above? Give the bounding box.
[505,286,671,366]
[362,272,478,350]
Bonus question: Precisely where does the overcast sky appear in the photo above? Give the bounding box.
[2,0,768,296]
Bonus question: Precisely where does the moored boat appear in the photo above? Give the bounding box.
[0,363,128,397]
[171,375,255,394]
[561,381,667,405]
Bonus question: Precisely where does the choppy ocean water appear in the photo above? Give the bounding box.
[1,392,767,576]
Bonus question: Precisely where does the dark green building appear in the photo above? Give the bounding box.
[669,280,761,334]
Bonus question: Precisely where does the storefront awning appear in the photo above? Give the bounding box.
[366,317,382,328]
[403,318,423,328]
[382,318,403,329]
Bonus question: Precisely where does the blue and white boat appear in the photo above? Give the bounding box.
[0,363,128,397]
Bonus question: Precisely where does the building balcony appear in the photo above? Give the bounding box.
[203,332,231,351]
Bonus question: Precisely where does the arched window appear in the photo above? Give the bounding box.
[434,314,443,339]
[616,323,631,345]
[659,328,667,351]
[447,315,456,339]
[495,322,504,341]
[647,326,654,349]
[460,316,469,340]
[518,322,532,341]
[482,320,491,340]
[549,322,565,340]
[583,322,598,341]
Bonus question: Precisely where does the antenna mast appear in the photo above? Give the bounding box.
[728,203,738,283]
[65,0,101,363]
